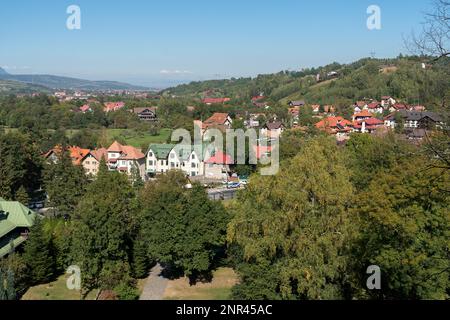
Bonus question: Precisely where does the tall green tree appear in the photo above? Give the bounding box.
[351,156,449,299]
[70,161,138,296]
[43,148,87,217]
[228,137,354,299]
[140,171,229,277]
[0,132,42,200]
[22,218,55,285]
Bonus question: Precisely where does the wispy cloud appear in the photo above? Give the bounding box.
[160,69,193,75]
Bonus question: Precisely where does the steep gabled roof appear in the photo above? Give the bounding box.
[148,144,176,159]
[108,141,124,153]
[118,146,145,160]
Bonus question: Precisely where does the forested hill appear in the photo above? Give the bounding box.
[162,56,450,111]
[0,67,148,91]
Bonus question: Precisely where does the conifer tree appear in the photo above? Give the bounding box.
[23,218,55,284]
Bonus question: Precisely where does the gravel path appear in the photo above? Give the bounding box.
[139,263,169,300]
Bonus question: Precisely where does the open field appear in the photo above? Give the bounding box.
[163,267,238,300]
[2,127,172,149]
[22,274,98,300]
[66,128,172,148]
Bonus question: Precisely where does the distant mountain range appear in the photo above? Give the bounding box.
[0,67,149,92]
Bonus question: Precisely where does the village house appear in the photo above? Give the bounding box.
[381,96,396,108]
[204,150,233,181]
[132,107,158,121]
[311,104,320,113]
[384,111,444,130]
[44,146,90,166]
[315,116,353,139]
[323,105,336,114]
[107,141,146,179]
[288,100,306,108]
[0,198,37,258]
[389,103,408,113]
[354,101,368,113]
[367,102,384,114]
[352,110,373,122]
[351,110,384,133]
[261,121,285,139]
[79,104,92,113]
[352,117,384,134]
[197,113,233,135]
[202,97,231,105]
[146,144,206,177]
[104,101,125,112]
[245,113,263,128]
[81,148,108,176]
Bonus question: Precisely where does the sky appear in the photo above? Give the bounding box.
[0,0,434,88]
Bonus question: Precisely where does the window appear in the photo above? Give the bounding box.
[170,162,175,168]
[191,163,196,168]
[170,153,175,159]
[191,154,195,160]
[148,160,153,166]
[149,152,153,157]
[191,172,196,177]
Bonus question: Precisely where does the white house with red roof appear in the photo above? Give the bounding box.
[204,150,233,180]
[107,141,146,179]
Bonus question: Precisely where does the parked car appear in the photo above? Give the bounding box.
[227,182,241,189]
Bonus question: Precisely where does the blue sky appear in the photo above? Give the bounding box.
[0,0,433,87]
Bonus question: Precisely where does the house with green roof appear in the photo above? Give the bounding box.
[0,198,37,258]
[146,143,215,177]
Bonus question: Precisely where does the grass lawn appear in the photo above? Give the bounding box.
[22,274,98,300]
[163,267,238,300]
[104,128,172,148]
[65,128,172,149]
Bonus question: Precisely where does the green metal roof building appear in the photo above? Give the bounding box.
[0,197,37,258]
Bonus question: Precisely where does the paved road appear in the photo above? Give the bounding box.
[139,263,169,300]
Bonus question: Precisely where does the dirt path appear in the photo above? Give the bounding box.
[139,263,169,300]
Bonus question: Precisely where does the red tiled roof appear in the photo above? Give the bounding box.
[44,145,90,165]
[352,110,373,119]
[362,118,383,125]
[251,96,265,101]
[205,150,233,165]
[393,103,407,110]
[80,104,91,112]
[202,97,231,104]
[90,148,108,162]
[119,145,145,160]
[107,141,144,160]
[203,113,230,129]
[368,102,381,109]
[104,102,125,112]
